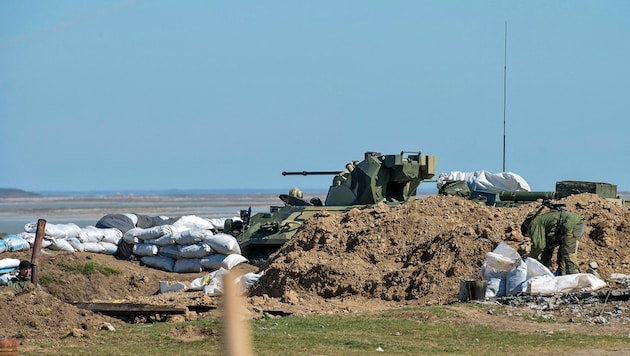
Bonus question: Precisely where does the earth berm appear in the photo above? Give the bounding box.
[2,193,630,352]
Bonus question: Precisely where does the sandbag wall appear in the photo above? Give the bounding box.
[2,223,121,255]
[124,225,246,273]
[0,213,248,274]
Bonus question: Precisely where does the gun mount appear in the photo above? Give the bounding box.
[225,151,436,265]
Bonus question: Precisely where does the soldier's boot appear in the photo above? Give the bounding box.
[560,239,580,275]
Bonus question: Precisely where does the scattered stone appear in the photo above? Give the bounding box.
[102,322,116,331]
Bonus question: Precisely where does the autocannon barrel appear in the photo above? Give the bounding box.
[499,191,557,202]
[282,171,341,176]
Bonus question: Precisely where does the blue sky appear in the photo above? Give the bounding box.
[1,1,628,193]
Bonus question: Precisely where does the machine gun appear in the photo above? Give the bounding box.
[284,151,437,206]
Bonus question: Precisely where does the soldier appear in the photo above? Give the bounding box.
[0,260,37,294]
[521,208,586,275]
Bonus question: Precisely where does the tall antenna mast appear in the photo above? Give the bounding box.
[502,21,507,172]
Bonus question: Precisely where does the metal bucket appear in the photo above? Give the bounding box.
[458,279,487,301]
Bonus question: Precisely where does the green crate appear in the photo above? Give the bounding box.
[555,180,617,199]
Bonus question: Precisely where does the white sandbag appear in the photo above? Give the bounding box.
[66,237,84,252]
[238,272,263,290]
[0,240,6,254]
[485,252,517,273]
[190,268,228,291]
[528,273,608,295]
[200,253,226,271]
[82,242,106,253]
[481,262,506,298]
[25,222,81,239]
[159,281,187,293]
[175,229,213,245]
[203,233,241,255]
[99,241,118,254]
[159,245,182,259]
[2,234,30,252]
[482,242,521,276]
[200,253,248,271]
[122,233,139,244]
[203,268,230,295]
[17,232,52,249]
[49,222,83,238]
[222,254,248,270]
[124,225,173,242]
[100,228,123,244]
[173,215,216,230]
[492,242,521,261]
[189,274,212,291]
[173,258,203,273]
[141,256,175,272]
[78,226,106,242]
[48,237,76,252]
[179,243,213,259]
[506,259,527,295]
[133,243,159,257]
[123,213,138,226]
[0,258,20,269]
[145,233,178,246]
[485,276,506,298]
[191,270,261,294]
[79,226,123,244]
[525,257,554,279]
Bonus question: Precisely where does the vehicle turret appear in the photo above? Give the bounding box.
[225,150,436,264]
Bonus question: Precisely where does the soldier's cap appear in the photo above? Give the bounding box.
[520,210,538,236]
[18,260,32,270]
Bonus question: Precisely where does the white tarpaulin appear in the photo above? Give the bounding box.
[437,171,531,193]
[528,274,608,295]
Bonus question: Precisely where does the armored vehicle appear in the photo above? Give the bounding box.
[224,151,436,263]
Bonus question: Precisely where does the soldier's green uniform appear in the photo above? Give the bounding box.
[0,260,39,294]
[521,210,586,275]
[5,274,36,294]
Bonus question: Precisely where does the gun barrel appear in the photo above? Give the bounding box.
[282,171,341,176]
[499,191,557,202]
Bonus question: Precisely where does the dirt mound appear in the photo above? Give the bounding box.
[1,193,629,344]
[0,288,115,341]
[252,194,630,306]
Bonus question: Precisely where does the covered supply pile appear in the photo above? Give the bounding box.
[480,242,608,298]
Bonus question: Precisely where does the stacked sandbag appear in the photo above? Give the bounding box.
[0,258,20,274]
[134,224,246,273]
[1,212,247,275]
[19,221,123,254]
[0,235,31,253]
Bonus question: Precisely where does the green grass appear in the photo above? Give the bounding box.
[37,274,56,285]
[18,306,630,355]
[57,261,121,276]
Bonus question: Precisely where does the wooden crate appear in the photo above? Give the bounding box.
[555,180,617,199]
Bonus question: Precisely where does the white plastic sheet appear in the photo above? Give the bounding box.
[437,171,531,193]
[528,273,608,294]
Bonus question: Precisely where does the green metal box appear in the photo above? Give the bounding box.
[555,180,617,199]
